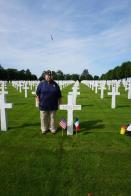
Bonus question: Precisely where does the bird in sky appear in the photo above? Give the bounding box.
[50,34,54,41]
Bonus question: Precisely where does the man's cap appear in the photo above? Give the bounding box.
[44,70,52,76]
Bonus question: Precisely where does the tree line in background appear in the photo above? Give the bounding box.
[0,61,131,81]
[100,61,131,80]
[39,69,99,81]
[0,65,37,81]
[39,61,131,80]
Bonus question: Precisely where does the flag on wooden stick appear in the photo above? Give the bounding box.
[59,118,67,136]
[59,118,67,129]
[74,117,80,132]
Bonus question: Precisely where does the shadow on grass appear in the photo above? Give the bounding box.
[9,123,68,135]
[80,120,105,134]
[117,105,130,108]
[56,120,105,135]
[9,122,40,130]
[79,96,88,99]
[82,104,94,108]
[8,120,105,135]
[104,96,111,99]
[14,103,27,105]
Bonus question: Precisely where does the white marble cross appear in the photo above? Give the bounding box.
[94,81,99,94]
[72,86,79,92]
[115,81,120,94]
[19,82,23,93]
[29,81,33,91]
[68,91,80,105]
[0,81,8,95]
[108,86,120,109]
[68,84,80,105]
[127,82,131,99]
[91,81,95,91]
[69,86,80,105]
[59,94,81,135]
[23,82,29,98]
[123,80,128,91]
[60,85,63,91]
[73,81,80,89]
[99,82,106,99]
[0,94,13,131]
[32,91,39,107]
[107,81,112,91]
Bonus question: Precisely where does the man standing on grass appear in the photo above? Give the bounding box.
[36,70,62,134]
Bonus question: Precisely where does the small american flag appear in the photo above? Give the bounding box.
[59,118,67,129]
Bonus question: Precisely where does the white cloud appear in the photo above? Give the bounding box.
[0,0,131,77]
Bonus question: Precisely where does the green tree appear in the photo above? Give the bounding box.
[71,74,80,81]
[80,69,93,80]
[0,65,37,80]
[56,70,64,80]
[82,69,89,76]
[64,74,72,80]
[52,71,57,80]
[100,61,131,80]
[94,75,99,80]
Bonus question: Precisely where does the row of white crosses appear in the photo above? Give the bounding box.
[12,80,76,100]
[110,79,131,100]
[82,80,103,97]
[57,80,75,91]
[60,81,81,135]
[82,80,122,109]
[122,79,131,99]
[127,81,131,99]
[0,81,13,131]
[12,80,40,98]
[82,80,107,99]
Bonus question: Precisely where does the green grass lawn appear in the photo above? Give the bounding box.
[0,83,131,196]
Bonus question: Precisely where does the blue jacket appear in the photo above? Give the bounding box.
[36,80,62,111]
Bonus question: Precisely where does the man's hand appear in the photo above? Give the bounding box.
[36,96,39,107]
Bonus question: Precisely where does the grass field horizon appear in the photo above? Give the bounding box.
[0,83,131,196]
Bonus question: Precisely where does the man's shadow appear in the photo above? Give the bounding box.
[9,122,40,130]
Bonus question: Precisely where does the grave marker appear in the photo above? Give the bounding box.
[60,94,81,135]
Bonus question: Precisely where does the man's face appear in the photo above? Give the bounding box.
[45,74,52,82]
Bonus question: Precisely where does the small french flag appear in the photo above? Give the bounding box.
[74,117,80,131]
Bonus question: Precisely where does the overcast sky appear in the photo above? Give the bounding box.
[0,0,131,77]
